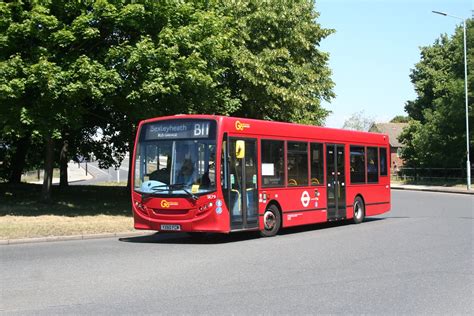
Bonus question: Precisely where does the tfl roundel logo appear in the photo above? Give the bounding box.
[300,191,310,208]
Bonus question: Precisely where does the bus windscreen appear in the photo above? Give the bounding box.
[134,119,217,196]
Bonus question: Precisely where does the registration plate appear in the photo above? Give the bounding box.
[160,224,181,231]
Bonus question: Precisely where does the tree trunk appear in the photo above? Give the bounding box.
[127,131,135,191]
[8,135,30,184]
[41,137,54,203]
[59,140,69,187]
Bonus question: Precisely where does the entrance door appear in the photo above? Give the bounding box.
[326,144,346,220]
[229,138,258,230]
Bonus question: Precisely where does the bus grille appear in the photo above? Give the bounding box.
[152,208,189,215]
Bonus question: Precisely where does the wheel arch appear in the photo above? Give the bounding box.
[266,200,282,216]
[354,193,365,206]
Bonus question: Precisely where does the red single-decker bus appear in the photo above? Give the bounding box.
[131,115,390,237]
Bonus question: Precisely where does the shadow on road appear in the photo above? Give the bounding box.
[119,231,260,244]
[119,217,387,244]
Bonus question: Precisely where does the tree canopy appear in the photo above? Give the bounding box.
[0,0,335,199]
[399,19,473,169]
[390,115,409,123]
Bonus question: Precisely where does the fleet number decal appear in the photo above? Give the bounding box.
[287,213,303,221]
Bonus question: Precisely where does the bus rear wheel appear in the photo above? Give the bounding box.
[352,196,365,224]
[260,204,281,237]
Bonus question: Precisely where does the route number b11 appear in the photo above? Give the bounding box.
[194,123,209,137]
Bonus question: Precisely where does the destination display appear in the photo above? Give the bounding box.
[143,119,216,140]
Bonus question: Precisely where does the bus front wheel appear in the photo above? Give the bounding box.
[260,204,281,237]
[352,196,365,224]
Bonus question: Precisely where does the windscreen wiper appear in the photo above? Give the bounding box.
[141,185,169,201]
[169,183,199,201]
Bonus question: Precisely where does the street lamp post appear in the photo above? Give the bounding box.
[432,10,471,190]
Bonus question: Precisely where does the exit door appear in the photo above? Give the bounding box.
[229,138,258,230]
[326,144,346,220]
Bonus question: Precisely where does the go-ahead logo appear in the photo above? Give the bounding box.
[161,200,178,208]
[235,120,250,131]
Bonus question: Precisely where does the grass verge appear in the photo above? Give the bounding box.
[0,183,136,240]
[0,215,134,239]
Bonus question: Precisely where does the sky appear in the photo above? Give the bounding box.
[316,0,472,128]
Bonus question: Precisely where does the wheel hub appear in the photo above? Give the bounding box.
[264,211,275,230]
[354,202,361,219]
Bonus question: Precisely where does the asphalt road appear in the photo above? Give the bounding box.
[1,191,473,314]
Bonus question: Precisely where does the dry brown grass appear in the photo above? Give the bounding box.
[0,215,135,239]
[0,183,137,240]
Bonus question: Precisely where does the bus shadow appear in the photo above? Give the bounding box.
[119,218,387,244]
[119,231,261,245]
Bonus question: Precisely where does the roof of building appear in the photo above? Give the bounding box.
[369,123,408,147]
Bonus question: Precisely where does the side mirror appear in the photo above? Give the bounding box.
[235,140,245,159]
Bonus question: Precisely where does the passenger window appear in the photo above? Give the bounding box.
[367,147,379,183]
[287,142,308,186]
[310,143,324,185]
[350,146,366,184]
[261,140,284,187]
[380,147,387,176]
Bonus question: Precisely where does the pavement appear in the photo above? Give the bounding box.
[391,183,474,195]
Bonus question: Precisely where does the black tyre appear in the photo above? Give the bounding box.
[352,196,365,224]
[260,204,281,237]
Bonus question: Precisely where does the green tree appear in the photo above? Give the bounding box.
[400,19,473,169]
[221,0,334,125]
[1,0,335,198]
[390,115,409,123]
[1,1,122,200]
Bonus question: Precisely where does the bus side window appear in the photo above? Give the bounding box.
[367,147,379,183]
[379,147,387,176]
[350,146,366,184]
[287,142,308,186]
[310,143,324,185]
[261,140,284,187]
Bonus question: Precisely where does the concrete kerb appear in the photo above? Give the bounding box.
[0,231,154,246]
